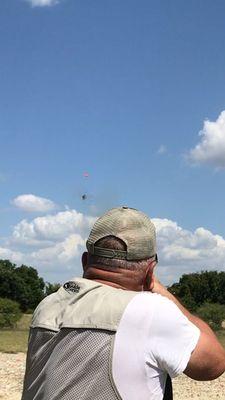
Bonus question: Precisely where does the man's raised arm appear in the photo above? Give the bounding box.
[151,277,225,381]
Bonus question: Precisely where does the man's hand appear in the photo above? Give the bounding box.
[150,274,171,297]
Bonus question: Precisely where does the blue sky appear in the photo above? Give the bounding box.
[1,0,225,284]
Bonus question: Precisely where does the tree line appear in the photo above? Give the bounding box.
[168,270,225,310]
[0,259,60,327]
[168,270,225,330]
[0,259,61,312]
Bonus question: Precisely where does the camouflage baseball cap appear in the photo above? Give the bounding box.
[86,206,156,261]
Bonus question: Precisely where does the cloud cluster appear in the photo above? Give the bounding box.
[11,209,95,244]
[0,247,23,265]
[12,194,57,213]
[2,196,225,284]
[153,218,225,283]
[188,110,225,168]
[1,207,95,280]
[25,0,59,7]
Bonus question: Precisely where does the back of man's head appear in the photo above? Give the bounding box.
[82,207,157,290]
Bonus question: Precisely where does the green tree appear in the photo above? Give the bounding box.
[217,272,225,304]
[196,303,225,331]
[0,297,22,328]
[168,270,225,311]
[0,259,45,312]
[0,260,25,302]
[15,264,45,311]
[45,282,61,296]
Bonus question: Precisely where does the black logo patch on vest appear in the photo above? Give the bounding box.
[63,281,80,293]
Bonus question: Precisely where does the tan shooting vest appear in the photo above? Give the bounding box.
[22,278,172,400]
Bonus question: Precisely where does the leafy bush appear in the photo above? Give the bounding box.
[0,297,22,328]
[195,303,225,331]
[168,271,225,312]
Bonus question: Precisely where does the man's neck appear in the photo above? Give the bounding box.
[83,265,145,292]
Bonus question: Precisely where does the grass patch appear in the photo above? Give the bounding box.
[0,314,32,353]
[0,330,29,353]
[15,314,32,330]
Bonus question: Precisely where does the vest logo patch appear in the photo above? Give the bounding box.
[63,281,80,293]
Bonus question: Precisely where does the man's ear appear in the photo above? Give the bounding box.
[143,260,157,291]
[82,252,88,273]
[148,259,157,290]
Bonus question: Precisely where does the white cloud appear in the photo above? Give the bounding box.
[11,209,95,244]
[0,247,23,265]
[30,234,85,265]
[25,0,59,7]
[12,194,57,213]
[4,209,95,276]
[157,145,167,155]
[0,208,94,282]
[153,218,225,283]
[188,110,225,168]
[1,207,225,285]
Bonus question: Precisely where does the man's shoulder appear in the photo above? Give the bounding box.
[30,286,64,331]
[30,277,138,332]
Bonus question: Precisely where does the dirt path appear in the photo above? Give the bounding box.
[173,373,225,399]
[0,353,25,400]
[0,352,224,400]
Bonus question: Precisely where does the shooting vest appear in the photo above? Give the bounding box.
[22,278,172,400]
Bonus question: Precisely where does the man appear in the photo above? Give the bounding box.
[22,206,225,400]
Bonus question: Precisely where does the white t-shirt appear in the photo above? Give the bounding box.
[112,292,200,400]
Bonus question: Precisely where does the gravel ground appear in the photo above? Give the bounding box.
[0,353,26,400]
[0,352,224,400]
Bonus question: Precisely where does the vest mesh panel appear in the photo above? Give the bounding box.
[22,327,120,400]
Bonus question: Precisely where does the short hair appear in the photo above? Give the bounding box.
[87,235,151,271]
